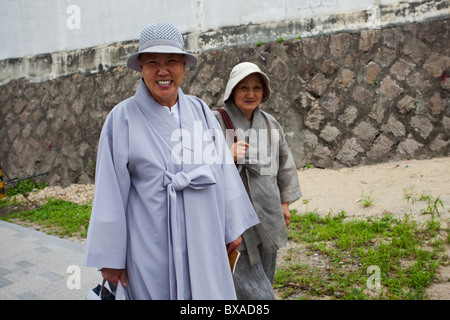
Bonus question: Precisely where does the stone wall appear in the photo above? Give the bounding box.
[0,18,449,186]
[185,17,450,169]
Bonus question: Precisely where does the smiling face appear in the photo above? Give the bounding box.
[139,53,186,107]
[232,73,264,121]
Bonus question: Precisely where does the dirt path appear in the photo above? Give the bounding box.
[291,157,450,223]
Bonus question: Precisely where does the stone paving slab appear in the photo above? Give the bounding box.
[0,220,100,300]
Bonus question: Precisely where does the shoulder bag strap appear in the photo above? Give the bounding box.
[216,108,237,142]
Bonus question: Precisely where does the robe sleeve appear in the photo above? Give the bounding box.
[201,102,259,244]
[275,122,302,204]
[220,156,260,244]
[84,107,130,269]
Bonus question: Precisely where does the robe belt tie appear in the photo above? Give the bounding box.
[163,165,216,299]
[164,171,191,190]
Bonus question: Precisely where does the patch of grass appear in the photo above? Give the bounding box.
[0,198,91,238]
[1,179,48,208]
[4,179,48,197]
[403,188,445,217]
[275,210,449,300]
[404,187,432,205]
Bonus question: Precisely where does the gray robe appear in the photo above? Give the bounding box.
[84,80,259,300]
[213,101,301,265]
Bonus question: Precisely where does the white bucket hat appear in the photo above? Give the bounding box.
[127,22,197,72]
[223,62,271,103]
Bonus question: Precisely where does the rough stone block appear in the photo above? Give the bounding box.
[304,106,325,130]
[359,29,381,52]
[338,105,358,125]
[378,76,403,99]
[403,38,430,64]
[268,58,290,81]
[330,33,351,59]
[397,95,416,114]
[443,116,450,131]
[369,103,385,123]
[411,115,433,139]
[429,91,446,115]
[383,115,405,137]
[320,123,341,142]
[302,37,327,61]
[304,130,318,147]
[353,121,378,143]
[430,134,449,153]
[398,137,424,158]
[374,46,396,67]
[390,59,415,81]
[306,72,329,97]
[424,53,450,77]
[333,68,355,88]
[352,86,374,103]
[320,92,340,113]
[313,144,333,167]
[365,61,381,85]
[319,59,339,75]
[299,92,319,109]
[367,135,394,160]
[406,72,431,94]
[336,138,364,166]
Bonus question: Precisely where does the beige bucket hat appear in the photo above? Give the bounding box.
[223,62,271,103]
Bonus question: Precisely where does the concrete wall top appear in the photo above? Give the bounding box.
[0,0,448,85]
[2,0,449,60]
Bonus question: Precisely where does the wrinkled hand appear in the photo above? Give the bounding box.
[101,268,127,287]
[231,141,249,162]
[226,236,242,255]
[282,202,291,227]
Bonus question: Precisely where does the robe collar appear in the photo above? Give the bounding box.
[222,100,275,173]
[133,78,210,170]
[134,78,180,130]
[222,100,264,134]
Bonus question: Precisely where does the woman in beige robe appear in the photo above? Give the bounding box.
[213,62,302,299]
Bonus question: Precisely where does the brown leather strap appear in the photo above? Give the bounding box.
[216,108,237,142]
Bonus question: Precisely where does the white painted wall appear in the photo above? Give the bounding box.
[1,0,448,61]
[0,0,196,60]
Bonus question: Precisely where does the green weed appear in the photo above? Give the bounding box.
[360,190,374,208]
[1,199,91,238]
[276,209,448,300]
[4,179,48,198]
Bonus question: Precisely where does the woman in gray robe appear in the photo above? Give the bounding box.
[213,62,302,299]
[84,23,259,300]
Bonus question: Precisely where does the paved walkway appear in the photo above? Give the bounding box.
[0,220,100,300]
